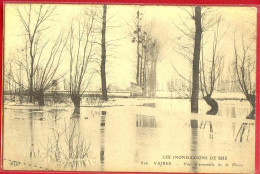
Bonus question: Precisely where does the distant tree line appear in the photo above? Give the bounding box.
[4,5,256,119]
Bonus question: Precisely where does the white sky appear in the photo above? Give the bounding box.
[4,4,257,90]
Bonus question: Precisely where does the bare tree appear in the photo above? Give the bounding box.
[5,53,33,103]
[100,5,108,101]
[172,6,202,112]
[91,5,124,101]
[233,36,256,119]
[135,28,161,97]
[191,6,202,113]
[132,9,143,86]
[17,4,57,103]
[69,12,97,108]
[167,77,175,98]
[173,7,221,113]
[4,59,18,102]
[15,4,67,106]
[32,34,67,106]
[147,39,160,97]
[167,70,192,99]
[141,31,151,96]
[199,17,224,115]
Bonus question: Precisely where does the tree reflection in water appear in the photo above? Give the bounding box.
[100,111,106,171]
[29,109,44,160]
[190,119,198,173]
[190,119,215,173]
[199,121,214,139]
[136,115,157,128]
[235,123,254,142]
[41,108,91,170]
[29,110,36,159]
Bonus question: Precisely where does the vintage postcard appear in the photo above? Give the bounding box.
[2,3,257,173]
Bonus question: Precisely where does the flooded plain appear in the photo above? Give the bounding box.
[2,98,255,173]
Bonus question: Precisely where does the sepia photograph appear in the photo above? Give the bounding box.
[2,3,257,173]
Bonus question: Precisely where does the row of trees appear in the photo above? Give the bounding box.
[5,5,110,108]
[131,10,160,97]
[5,5,256,119]
[173,6,256,119]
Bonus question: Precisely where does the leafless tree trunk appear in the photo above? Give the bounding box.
[234,36,256,119]
[136,10,141,85]
[151,61,157,97]
[130,10,159,97]
[16,5,66,106]
[17,5,56,103]
[199,17,224,115]
[140,41,144,86]
[141,31,149,96]
[142,42,148,96]
[35,34,67,106]
[191,6,202,113]
[69,12,96,108]
[101,5,108,101]
[174,7,224,112]
[145,37,160,97]
[167,77,175,98]
[131,10,143,85]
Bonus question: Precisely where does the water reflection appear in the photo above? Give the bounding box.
[37,109,91,170]
[26,109,45,169]
[142,103,156,108]
[100,111,106,171]
[218,105,249,118]
[67,117,80,169]
[136,115,157,128]
[28,109,44,158]
[3,99,255,172]
[235,123,254,142]
[190,119,198,173]
[65,111,90,170]
[29,111,35,159]
[190,119,215,173]
[199,121,214,139]
[47,108,65,122]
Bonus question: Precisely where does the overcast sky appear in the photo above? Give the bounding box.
[4,4,256,90]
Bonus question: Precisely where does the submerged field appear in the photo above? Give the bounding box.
[2,98,255,173]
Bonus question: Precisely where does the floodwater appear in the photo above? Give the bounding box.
[3,98,255,173]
